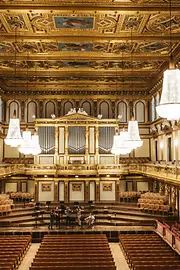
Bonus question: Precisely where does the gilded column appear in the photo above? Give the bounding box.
[165,183,170,204]
[95,126,99,164]
[111,100,115,119]
[64,180,69,203]
[39,101,43,118]
[115,180,120,203]
[95,180,100,202]
[65,126,68,164]
[85,126,89,163]
[34,180,39,202]
[20,100,25,123]
[171,185,176,210]
[54,126,59,164]
[159,182,163,195]
[57,101,61,117]
[84,181,89,202]
[54,180,59,202]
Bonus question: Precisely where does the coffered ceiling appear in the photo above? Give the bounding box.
[0,0,180,97]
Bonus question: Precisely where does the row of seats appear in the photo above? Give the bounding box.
[0,194,13,215]
[120,191,141,202]
[10,192,34,200]
[30,234,116,270]
[119,233,180,270]
[119,157,150,164]
[3,158,34,164]
[141,192,167,201]
[139,203,170,214]
[0,235,31,270]
[138,198,165,205]
[120,192,141,198]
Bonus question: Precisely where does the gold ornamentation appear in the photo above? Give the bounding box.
[103,183,112,191]
[42,183,51,192]
[72,183,82,191]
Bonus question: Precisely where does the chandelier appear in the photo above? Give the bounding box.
[31,131,41,155]
[5,26,22,147]
[126,116,143,149]
[19,130,32,155]
[125,25,143,150]
[111,129,132,155]
[5,110,23,147]
[19,129,41,155]
[156,0,180,120]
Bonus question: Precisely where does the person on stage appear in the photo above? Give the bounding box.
[55,206,60,229]
[84,213,95,228]
[48,209,54,230]
[65,206,72,227]
[76,205,82,226]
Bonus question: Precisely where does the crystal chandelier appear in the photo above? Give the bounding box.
[19,130,33,155]
[156,0,180,120]
[125,25,143,150]
[126,116,143,149]
[111,129,132,155]
[31,132,41,155]
[5,110,23,147]
[156,66,180,120]
[19,129,41,155]
[5,26,22,147]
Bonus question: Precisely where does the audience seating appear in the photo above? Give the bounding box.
[119,233,180,270]
[0,194,13,215]
[10,192,34,202]
[138,192,170,214]
[120,191,141,202]
[30,234,116,270]
[3,158,33,164]
[119,157,150,164]
[0,235,31,270]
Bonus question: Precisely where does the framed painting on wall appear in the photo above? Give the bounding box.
[103,183,112,192]
[42,183,51,192]
[72,183,82,191]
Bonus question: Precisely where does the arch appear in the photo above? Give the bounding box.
[116,101,127,122]
[8,101,20,121]
[45,101,56,118]
[26,101,37,123]
[99,101,110,119]
[63,101,74,116]
[152,96,155,121]
[135,101,145,123]
[81,101,92,116]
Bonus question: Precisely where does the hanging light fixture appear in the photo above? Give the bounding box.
[5,26,22,147]
[126,25,143,149]
[19,129,33,155]
[156,0,180,120]
[31,131,41,155]
[127,114,143,149]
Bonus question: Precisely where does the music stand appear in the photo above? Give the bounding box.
[46,201,51,211]
[88,200,93,204]
[32,211,39,227]
[74,201,79,205]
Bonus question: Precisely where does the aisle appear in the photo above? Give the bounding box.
[18,243,40,270]
[109,243,130,270]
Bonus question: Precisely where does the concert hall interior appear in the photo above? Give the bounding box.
[0,0,180,269]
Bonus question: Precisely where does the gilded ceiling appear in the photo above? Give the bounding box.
[0,0,180,96]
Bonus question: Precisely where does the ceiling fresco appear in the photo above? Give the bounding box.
[0,1,180,96]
